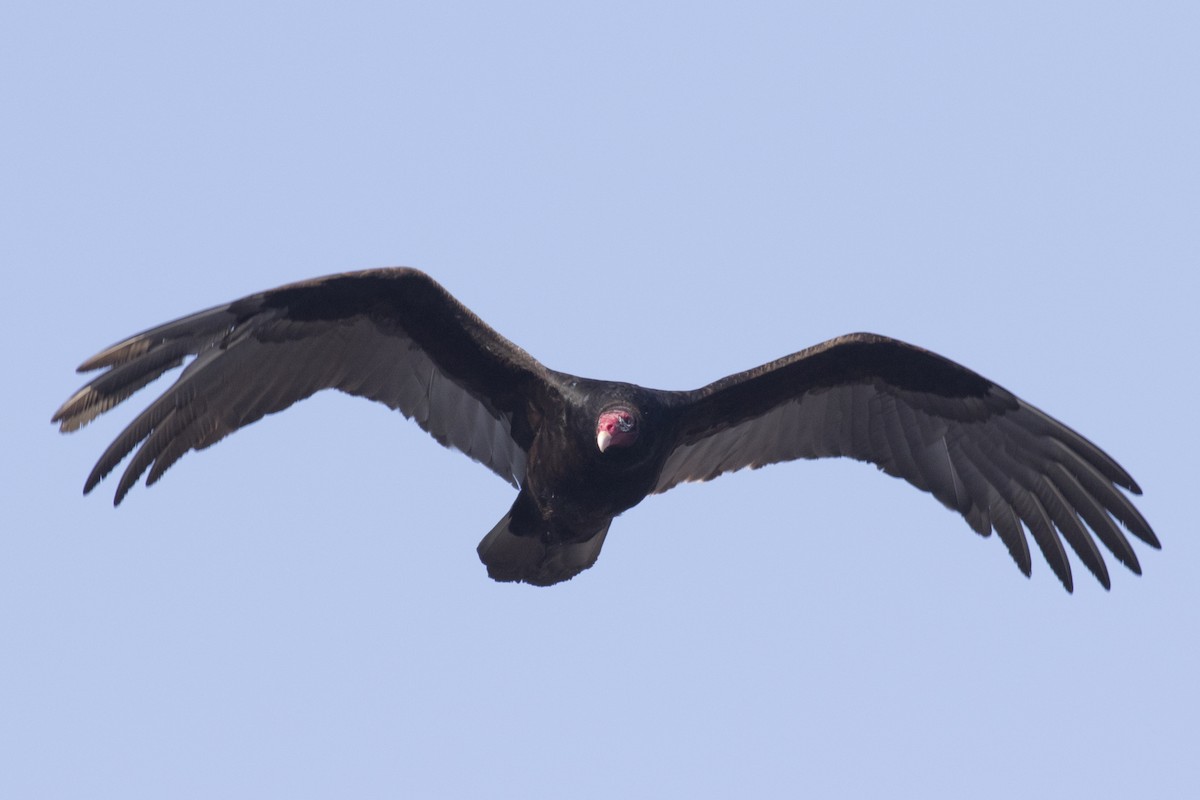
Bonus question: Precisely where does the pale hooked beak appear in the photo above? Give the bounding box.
[597,430,613,453]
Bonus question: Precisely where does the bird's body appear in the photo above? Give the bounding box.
[54,269,1157,590]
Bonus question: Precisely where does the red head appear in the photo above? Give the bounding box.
[596,407,638,453]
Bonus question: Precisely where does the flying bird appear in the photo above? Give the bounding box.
[53,269,1157,590]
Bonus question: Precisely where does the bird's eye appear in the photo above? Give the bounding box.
[617,414,634,432]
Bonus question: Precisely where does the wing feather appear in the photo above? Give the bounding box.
[54,269,549,503]
[655,333,1156,590]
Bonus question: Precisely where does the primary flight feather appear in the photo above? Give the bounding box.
[53,269,1158,590]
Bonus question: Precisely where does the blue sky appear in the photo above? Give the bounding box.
[4,3,1197,797]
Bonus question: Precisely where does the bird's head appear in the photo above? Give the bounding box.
[596,406,638,453]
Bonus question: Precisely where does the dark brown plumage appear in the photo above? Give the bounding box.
[53,268,1158,589]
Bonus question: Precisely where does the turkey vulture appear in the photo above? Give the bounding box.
[53,268,1157,590]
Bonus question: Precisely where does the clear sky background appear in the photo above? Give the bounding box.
[4,3,1197,798]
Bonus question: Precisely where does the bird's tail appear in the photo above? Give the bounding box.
[476,509,611,587]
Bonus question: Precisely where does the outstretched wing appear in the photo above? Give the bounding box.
[54,269,552,504]
[655,333,1157,591]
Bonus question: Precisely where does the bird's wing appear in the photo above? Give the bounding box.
[54,269,551,503]
[654,333,1157,591]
